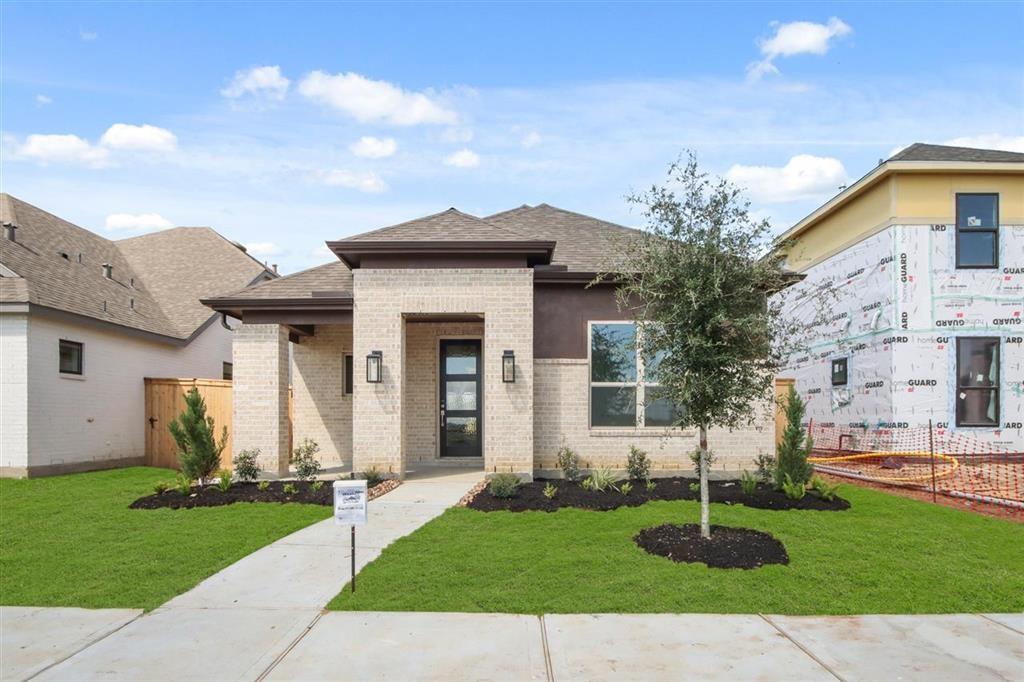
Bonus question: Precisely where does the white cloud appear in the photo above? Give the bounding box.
[349,136,397,159]
[726,154,848,203]
[443,148,480,169]
[79,29,98,41]
[747,17,852,80]
[221,65,290,101]
[105,212,174,232]
[521,131,542,148]
[313,169,387,193]
[12,134,110,167]
[100,124,178,153]
[943,134,1024,153]
[244,241,283,256]
[35,95,53,106]
[298,71,457,125]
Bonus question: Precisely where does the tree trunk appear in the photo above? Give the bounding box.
[699,424,710,539]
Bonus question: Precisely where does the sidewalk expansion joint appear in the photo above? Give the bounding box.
[538,615,555,682]
[759,614,845,682]
[25,611,143,681]
[979,613,1024,636]
[255,610,323,682]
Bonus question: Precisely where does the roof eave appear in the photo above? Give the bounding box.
[326,240,556,268]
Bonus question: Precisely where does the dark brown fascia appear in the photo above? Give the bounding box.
[533,270,618,284]
[200,295,353,321]
[326,240,556,268]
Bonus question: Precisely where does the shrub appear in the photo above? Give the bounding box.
[168,387,228,485]
[811,475,840,501]
[754,453,775,484]
[232,449,262,482]
[580,477,593,491]
[153,481,170,495]
[311,480,324,492]
[775,386,814,489]
[626,446,651,481]
[688,481,701,494]
[360,467,385,488]
[175,474,193,496]
[542,482,558,499]
[556,446,581,482]
[282,482,298,495]
[257,480,270,492]
[781,474,806,500]
[587,466,620,492]
[488,474,521,498]
[645,479,657,493]
[216,470,232,492]
[291,439,322,481]
[740,470,758,495]
[620,481,633,496]
[689,447,716,477]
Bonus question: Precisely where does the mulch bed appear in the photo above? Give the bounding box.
[130,479,400,510]
[635,523,789,569]
[466,477,849,513]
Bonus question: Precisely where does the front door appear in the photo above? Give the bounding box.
[439,340,482,457]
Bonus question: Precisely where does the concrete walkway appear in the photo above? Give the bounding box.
[16,467,480,682]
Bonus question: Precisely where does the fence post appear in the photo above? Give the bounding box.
[929,419,936,503]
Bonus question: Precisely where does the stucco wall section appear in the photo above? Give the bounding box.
[0,313,29,474]
[232,323,290,476]
[533,359,773,475]
[291,324,351,467]
[352,269,533,477]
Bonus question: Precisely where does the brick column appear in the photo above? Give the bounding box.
[232,324,290,476]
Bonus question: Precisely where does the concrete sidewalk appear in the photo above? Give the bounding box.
[16,467,480,682]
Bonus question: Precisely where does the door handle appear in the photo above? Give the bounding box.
[440,408,446,427]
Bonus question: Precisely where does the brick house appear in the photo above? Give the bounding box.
[204,204,773,479]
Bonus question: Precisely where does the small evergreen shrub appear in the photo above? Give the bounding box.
[774,386,814,489]
[626,446,651,481]
[688,481,701,494]
[580,477,593,491]
[232,449,262,482]
[740,470,758,495]
[360,467,385,488]
[587,466,620,492]
[754,453,775,483]
[781,474,806,500]
[689,447,716,477]
[619,481,633,496]
[542,482,558,499]
[168,387,228,484]
[282,482,298,495]
[175,474,193,495]
[311,480,324,492]
[257,480,270,492]
[556,446,581,482]
[488,474,521,498]
[216,470,232,492]
[645,479,657,493]
[153,481,171,495]
[291,439,322,481]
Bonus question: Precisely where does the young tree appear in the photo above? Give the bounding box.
[168,387,228,485]
[775,385,814,489]
[608,153,802,538]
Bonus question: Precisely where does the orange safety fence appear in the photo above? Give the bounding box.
[807,422,1024,513]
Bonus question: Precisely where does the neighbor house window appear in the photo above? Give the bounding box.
[831,358,848,386]
[222,362,233,380]
[955,193,998,268]
[344,354,353,395]
[59,340,83,375]
[589,322,680,428]
[956,337,999,427]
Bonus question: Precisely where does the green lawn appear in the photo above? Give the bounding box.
[328,485,1024,614]
[1,467,330,610]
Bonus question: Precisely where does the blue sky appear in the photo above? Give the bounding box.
[3,2,1023,273]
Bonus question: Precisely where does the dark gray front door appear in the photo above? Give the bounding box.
[439,340,482,457]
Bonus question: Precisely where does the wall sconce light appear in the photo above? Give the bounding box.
[366,350,383,384]
[502,350,516,383]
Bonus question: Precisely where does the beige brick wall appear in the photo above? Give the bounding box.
[352,269,533,478]
[404,322,485,462]
[292,324,352,467]
[533,358,774,476]
[232,323,290,475]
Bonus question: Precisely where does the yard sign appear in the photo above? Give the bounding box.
[333,479,368,593]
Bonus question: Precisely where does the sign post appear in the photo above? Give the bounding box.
[333,479,368,593]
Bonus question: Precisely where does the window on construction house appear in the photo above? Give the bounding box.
[955,194,998,268]
[222,362,233,381]
[955,337,999,427]
[831,358,849,386]
[59,339,83,375]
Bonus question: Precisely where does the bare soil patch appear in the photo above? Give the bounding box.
[635,523,789,569]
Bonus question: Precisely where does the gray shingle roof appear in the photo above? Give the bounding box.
[0,194,274,341]
[889,143,1024,163]
[207,203,637,305]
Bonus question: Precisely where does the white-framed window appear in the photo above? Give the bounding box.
[588,321,680,428]
[955,193,999,269]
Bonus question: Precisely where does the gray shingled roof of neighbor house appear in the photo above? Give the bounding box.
[206,203,639,304]
[0,193,274,341]
[889,143,1024,163]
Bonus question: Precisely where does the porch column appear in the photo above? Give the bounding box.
[232,323,290,476]
[351,294,405,478]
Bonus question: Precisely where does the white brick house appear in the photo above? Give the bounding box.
[0,194,275,477]
[205,204,774,479]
